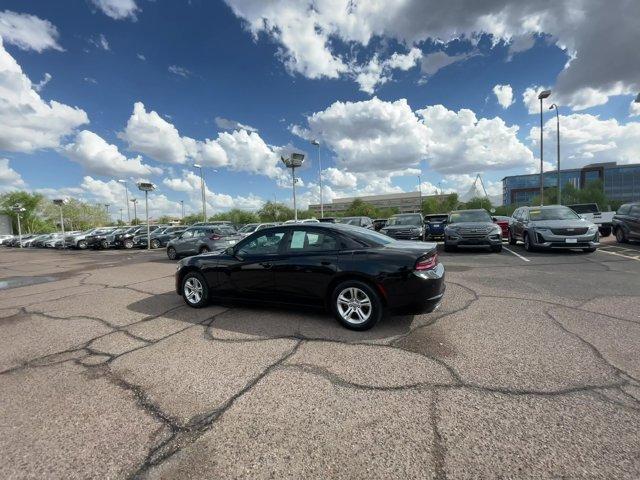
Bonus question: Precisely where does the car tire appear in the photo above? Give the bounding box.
[508,230,517,245]
[77,240,87,250]
[598,226,611,237]
[615,228,628,243]
[491,244,503,253]
[330,280,383,331]
[101,240,109,249]
[199,246,210,254]
[181,271,209,308]
[123,239,134,249]
[523,233,535,252]
[167,246,178,260]
[151,239,160,249]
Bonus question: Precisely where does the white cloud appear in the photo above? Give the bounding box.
[89,34,110,51]
[91,0,139,21]
[353,47,422,94]
[420,51,472,77]
[630,99,640,117]
[0,39,89,153]
[322,167,357,189]
[224,0,640,107]
[529,113,640,169]
[0,158,25,191]
[522,85,552,115]
[493,84,514,109]
[168,65,191,78]
[136,53,146,61]
[0,10,62,52]
[64,130,162,177]
[214,116,258,132]
[33,72,51,92]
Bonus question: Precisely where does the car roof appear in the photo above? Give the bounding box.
[522,204,566,209]
[450,209,487,213]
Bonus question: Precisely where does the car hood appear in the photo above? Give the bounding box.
[383,225,422,230]
[530,219,594,229]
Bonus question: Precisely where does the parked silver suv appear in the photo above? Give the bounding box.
[509,205,599,252]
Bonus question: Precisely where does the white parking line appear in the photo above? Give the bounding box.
[599,248,640,261]
[503,247,531,262]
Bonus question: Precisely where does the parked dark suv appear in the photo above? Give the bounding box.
[336,216,374,229]
[613,202,640,243]
[444,209,502,252]
[380,213,425,240]
[166,225,242,260]
[424,214,448,240]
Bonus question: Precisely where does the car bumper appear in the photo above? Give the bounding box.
[532,231,599,249]
[385,233,424,241]
[386,263,446,314]
[445,234,502,247]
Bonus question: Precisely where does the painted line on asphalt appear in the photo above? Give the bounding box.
[599,248,640,261]
[503,247,531,262]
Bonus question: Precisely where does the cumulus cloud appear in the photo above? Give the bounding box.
[168,65,191,78]
[322,167,357,189]
[629,99,640,117]
[91,0,139,21]
[33,72,52,92]
[493,84,514,109]
[89,33,110,51]
[0,158,25,191]
[353,47,422,93]
[0,39,89,153]
[0,10,62,52]
[224,0,640,108]
[64,130,162,177]
[529,113,640,169]
[214,116,258,132]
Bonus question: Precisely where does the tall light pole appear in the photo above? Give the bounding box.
[549,103,561,204]
[538,90,551,205]
[417,174,422,212]
[119,208,124,223]
[117,180,131,223]
[131,198,138,224]
[311,139,323,218]
[104,204,110,224]
[137,182,156,250]
[53,199,68,239]
[180,200,184,221]
[12,204,26,248]
[281,153,305,222]
[193,163,206,222]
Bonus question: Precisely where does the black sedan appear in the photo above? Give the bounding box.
[175,223,445,330]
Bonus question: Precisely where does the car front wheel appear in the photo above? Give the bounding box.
[123,239,134,249]
[491,244,503,253]
[615,228,628,243]
[508,229,517,245]
[77,240,87,250]
[330,280,383,331]
[182,272,209,308]
[151,239,160,249]
[167,246,178,260]
[199,246,210,254]
[523,233,534,252]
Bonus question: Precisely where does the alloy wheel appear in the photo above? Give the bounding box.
[151,239,160,249]
[336,287,372,325]
[183,277,204,305]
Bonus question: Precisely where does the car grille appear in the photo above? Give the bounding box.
[550,227,588,236]
[458,227,491,238]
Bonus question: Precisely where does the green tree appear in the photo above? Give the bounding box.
[181,213,202,225]
[0,191,52,233]
[157,215,178,224]
[461,197,492,211]
[342,199,379,217]
[257,201,294,222]
[529,180,611,209]
[209,209,259,225]
[422,193,459,215]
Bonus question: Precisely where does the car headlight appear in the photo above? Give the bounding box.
[587,225,598,232]
[491,226,502,234]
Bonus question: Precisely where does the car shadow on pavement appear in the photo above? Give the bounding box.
[126,293,415,341]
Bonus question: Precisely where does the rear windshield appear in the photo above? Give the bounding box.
[238,224,258,233]
[529,207,580,221]
[449,211,491,223]
[425,215,448,222]
[337,217,364,226]
[569,204,598,214]
[387,214,422,226]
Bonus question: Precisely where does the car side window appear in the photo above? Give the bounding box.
[286,229,338,252]
[629,206,640,218]
[181,229,195,239]
[237,231,285,256]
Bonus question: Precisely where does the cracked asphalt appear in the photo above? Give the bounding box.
[1,240,639,479]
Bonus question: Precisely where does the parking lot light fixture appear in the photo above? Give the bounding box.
[537,90,551,206]
[193,163,206,222]
[281,153,305,222]
[53,198,68,241]
[311,140,323,218]
[549,104,561,204]
[117,179,131,223]
[137,182,157,250]
[11,203,26,248]
[131,198,138,223]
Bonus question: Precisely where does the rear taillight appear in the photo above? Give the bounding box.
[209,234,221,240]
[415,253,438,271]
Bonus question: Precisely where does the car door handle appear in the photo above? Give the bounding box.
[260,262,272,269]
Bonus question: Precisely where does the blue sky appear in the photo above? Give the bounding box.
[1,0,639,218]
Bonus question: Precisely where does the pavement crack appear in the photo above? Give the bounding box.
[430,390,447,480]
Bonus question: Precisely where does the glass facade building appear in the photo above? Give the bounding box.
[502,162,640,206]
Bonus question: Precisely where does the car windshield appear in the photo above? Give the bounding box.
[335,224,395,246]
[449,211,492,223]
[386,215,422,226]
[238,224,258,233]
[215,226,237,235]
[337,217,363,226]
[425,215,448,222]
[529,207,580,221]
[569,204,598,214]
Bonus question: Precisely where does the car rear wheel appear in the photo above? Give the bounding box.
[123,239,134,249]
[182,272,209,308]
[199,246,210,254]
[151,239,160,249]
[101,240,109,249]
[167,246,178,260]
[615,228,628,243]
[77,240,87,250]
[331,280,383,331]
[508,229,517,245]
[523,233,534,252]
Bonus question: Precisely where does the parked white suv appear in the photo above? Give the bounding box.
[567,203,614,237]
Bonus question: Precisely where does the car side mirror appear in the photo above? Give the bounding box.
[491,216,497,222]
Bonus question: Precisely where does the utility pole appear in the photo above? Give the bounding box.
[194,164,206,222]
[118,180,131,223]
[131,198,138,224]
[538,90,551,205]
[12,204,26,248]
[550,103,561,204]
[180,200,184,221]
[311,140,323,218]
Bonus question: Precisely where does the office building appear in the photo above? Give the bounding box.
[502,162,640,206]
[309,192,451,216]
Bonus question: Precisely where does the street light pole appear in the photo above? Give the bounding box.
[417,174,422,212]
[281,153,305,222]
[119,208,123,223]
[104,204,110,225]
[311,140,323,218]
[180,200,184,221]
[137,182,156,251]
[194,164,206,222]
[118,180,131,223]
[549,104,561,204]
[131,198,138,224]
[53,199,67,239]
[12,204,25,248]
[538,90,551,206]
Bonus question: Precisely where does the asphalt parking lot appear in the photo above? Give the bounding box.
[1,240,640,479]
